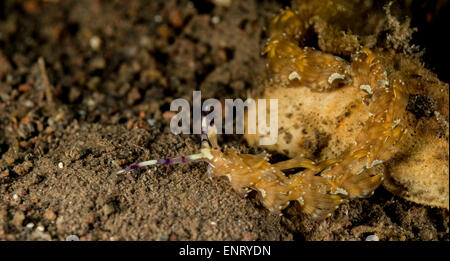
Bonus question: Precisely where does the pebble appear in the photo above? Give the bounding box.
[102,203,115,216]
[1,169,10,178]
[44,209,57,221]
[58,162,64,169]
[37,225,45,232]
[139,36,154,50]
[211,16,220,24]
[12,211,25,227]
[26,223,34,229]
[31,230,51,241]
[127,87,142,105]
[68,88,81,103]
[154,15,162,23]
[365,234,379,241]
[147,119,156,126]
[89,36,102,50]
[156,233,169,241]
[169,9,184,28]
[169,233,178,241]
[66,235,80,241]
[156,24,173,39]
[23,100,34,108]
[18,84,31,92]
[56,216,65,234]
[89,57,106,71]
[86,98,97,108]
[13,161,33,176]
[22,0,40,15]
[84,213,95,224]
[87,76,101,90]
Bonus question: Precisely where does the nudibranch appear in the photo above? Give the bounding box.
[118,109,372,219]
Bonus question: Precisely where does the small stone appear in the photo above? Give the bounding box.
[169,9,184,28]
[23,100,34,108]
[89,57,106,71]
[102,203,115,216]
[31,230,52,241]
[213,49,228,64]
[22,0,40,15]
[84,213,95,224]
[127,87,142,105]
[58,162,64,169]
[86,77,101,90]
[68,88,81,103]
[66,235,80,241]
[141,68,162,83]
[1,169,10,178]
[12,211,25,227]
[169,233,178,241]
[139,36,154,49]
[211,16,220,24]
[66,146,84,160]
[156,233,169,241]
[147,119,156,127]
[44,209,57,221]
[156,25,173,39]
[13,161,33,176]
[365,234,379,241]
[126,119,136,130]
[154,15,162,23]
[56,216,65,234]
[3,153,16,165]
[18,84,31,92]
[89,36,102,50]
